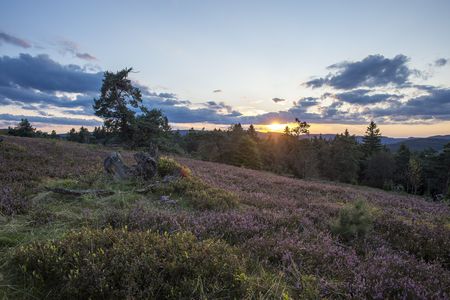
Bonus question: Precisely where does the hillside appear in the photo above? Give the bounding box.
[1,136,450,299]
[387,137,450,152]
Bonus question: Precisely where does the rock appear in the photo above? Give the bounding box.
[104,151,158,181]
[162,175,179,183]
[160,195,177,205]
[0,137,3,143]
[132,152,157,180]
[160,195,170,202]
[104,152,131,180]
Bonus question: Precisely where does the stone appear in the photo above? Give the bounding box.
[132,152,157,180]
[104,151,158,181]
[104,152,131,180]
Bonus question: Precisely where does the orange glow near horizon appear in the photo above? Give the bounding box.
[263,122,289,133]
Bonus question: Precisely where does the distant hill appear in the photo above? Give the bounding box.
[387,136,450,152]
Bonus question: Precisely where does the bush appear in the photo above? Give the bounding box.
[0,186,29,216]
[331,200,373,242]
[157,157,191,177]
[156,177,239,210]
[13,228,288,299]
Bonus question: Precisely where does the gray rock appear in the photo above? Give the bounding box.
[104,152,131,180]
[104,151,157,181]
[132,152,157,180]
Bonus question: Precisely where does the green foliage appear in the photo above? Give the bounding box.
[157,177,239,210]
[93,68,143,141]
[285,118,310,137]
[331,200,374,242]
[362,121,382,158]
[132,107,172,148]
[7,119,36,137]
[157,156,183,177]
[364,151,395,189]
[13,228,287,299]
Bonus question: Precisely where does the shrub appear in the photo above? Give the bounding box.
[157,177,239,210]
[331,200,373,242]
[157,156,191,177]
[0,186,29,216]
[13,228,288,299]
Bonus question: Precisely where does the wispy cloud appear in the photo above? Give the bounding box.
[57,39,97,61]
[0,31,31,48]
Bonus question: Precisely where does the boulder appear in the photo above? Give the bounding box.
[104,151,158,181]
[132,152,157,180]
[104,152,131,180]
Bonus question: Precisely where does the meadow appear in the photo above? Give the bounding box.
[1,135,449,299]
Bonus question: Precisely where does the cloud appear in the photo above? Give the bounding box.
[0,54,103,93]
[435,58,448,67]
[158,92,177,99]
[76,53,97,61]
[213,89,222,93]
[0,113,101,126]
[293,97,319,107]
[203,101,241,115]
[334,89,401,105]
[0,31,31,48]
[272,97,285,103]
[305,54,414,89]
[2,52,450,128]
[58,39,97,61]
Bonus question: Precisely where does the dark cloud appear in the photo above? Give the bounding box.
[293,97,319,107]
[0,54,103,93]
[305,54,414,89]
[213,89,222,93]
[334,89,401,105]
[58,39,97,61]
[435,58,448,67]
[0,113,101,126]
[0,31,31,48]
[76,53,97,61]
[204,101,235,113]
[158,92,177,99]
[272,97,285,103]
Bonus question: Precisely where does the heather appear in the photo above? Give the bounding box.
[1,136,450,299]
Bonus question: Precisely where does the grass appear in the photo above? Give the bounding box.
[1,136,450,299]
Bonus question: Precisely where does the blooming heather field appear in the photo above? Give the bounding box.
[1,136,450,299]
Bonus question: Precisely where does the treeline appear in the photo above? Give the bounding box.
[179,120,450,200]
[7,119,58,139]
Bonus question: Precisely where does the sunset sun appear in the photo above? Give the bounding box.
[266,123,287,132]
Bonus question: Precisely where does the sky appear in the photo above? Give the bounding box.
[1,0,450,137]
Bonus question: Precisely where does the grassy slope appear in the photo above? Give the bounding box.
[1,136,450,298]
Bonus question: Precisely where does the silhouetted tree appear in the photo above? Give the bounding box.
[67,128,79,142]
[8,119,35,137]
[78,127,90,143]
[93,68,142,142]
[50,130,58,139]
[365,151,395,189]
[362,121,382,157]
[394,144,411,191]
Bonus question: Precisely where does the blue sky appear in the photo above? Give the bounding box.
[1,0,450,136]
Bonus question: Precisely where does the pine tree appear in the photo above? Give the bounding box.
[93,68,142,142]
[8,119,35,137]
[362,121,382,157]
[394,144,411,190]
[247,124,258,140]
